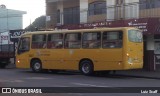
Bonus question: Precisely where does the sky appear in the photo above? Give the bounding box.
[0,0,45,28]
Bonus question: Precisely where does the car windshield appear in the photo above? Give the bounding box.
[128,29,143,43]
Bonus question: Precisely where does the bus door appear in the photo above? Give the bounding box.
[62,33,82,70]
[16,37,30,68]
[102,31,123,57]
[98,31,123,70]
[46,33,64,69]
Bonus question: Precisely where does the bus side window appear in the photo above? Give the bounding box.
[47,33,63,49]
[65,33,81,49]
[32,34,46,49]
[82,32,101,48]
[103,31,123,48]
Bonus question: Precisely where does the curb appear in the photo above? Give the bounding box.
[114,74,160,80]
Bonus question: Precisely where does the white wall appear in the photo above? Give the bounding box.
[0,16,23,32]
[106,0,139,20]
[0,9,26,32]
[80,0,88,23]
[125,0,139,19]
[106,0,115,21]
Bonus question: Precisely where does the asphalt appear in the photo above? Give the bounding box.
[116,70,160,79]
[5,63,160,79]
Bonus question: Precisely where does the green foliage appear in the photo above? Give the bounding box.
[25,15,46,31]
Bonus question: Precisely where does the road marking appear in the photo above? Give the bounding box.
[72,82,110,87]
[0,79,24,83]
[25,77,51,80]
[68,93,84,96]
[58,86,70,87]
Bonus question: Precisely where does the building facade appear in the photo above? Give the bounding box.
[46,0,160,71]
[0,7,26,33]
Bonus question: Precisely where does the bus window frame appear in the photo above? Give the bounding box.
[31,34,47,49]
[64,32,82,49]
[47,33,64,49]
[102,31,123,49]
[82,32,101,49]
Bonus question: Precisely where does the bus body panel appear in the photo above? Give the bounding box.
[123,28,143,69]
[17,48,124,71]
[124,42,143,69]
[16,53,30,68]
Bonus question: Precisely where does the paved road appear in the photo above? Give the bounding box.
[0,68,160,96]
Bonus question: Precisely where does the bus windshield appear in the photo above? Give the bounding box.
[18,37,30,54]
[128,29,143,43]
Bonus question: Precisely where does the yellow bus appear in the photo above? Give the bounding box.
[16,27,143,75]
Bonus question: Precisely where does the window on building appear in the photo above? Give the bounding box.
[57,10,60,23]
[47,33,63,49]
[88,1,106,16]
[139,0,147,9]
[64,7,80,24]
[32,34,46,49]
[115,0,124,20]
[139,0,160,9]
[65,33,81,48]
[146,0,155,9]
[115,0,124,5]
[103,31,123,48]
[83,32,101,48]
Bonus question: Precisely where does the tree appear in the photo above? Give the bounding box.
[25,15,46,31]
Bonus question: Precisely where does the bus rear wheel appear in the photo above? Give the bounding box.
[31,60,42,73]
[80,60,94,76]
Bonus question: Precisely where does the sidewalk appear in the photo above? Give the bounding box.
[6,63,16,69]
[116,69,160,79]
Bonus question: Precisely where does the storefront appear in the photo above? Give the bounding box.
[154,35,160,71]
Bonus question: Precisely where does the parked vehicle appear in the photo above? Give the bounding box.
[0,32,14,68]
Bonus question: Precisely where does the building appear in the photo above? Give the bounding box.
[0,5,26,33]
[46,0,160,71]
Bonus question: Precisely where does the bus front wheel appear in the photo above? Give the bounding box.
[31,60,42,73]
[80,60,94,76]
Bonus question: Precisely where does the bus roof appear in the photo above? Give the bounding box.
[21,27,138,36]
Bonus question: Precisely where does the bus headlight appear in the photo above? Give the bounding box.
[128,58,133,65]
[17,59,20,63]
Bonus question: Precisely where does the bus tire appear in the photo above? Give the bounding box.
[31,60,42,73]
[80,60,94,76]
